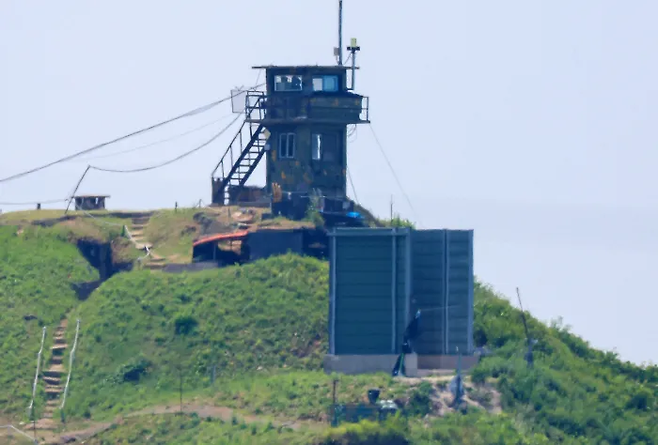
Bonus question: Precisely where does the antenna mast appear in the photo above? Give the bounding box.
[337,0,344,65]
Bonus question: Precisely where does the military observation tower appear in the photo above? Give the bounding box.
[210,4,369,216]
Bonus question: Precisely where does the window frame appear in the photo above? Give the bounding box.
[312,75,340,92]
[311,133,323,161]
[278,132,296,159]
[274,74,303,92]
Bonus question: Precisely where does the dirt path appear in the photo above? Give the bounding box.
[34,402,318,444]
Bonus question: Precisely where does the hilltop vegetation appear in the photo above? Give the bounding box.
[0,216,656,444]
[0,225,98,417]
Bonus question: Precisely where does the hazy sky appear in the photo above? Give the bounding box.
[1,1,656,364]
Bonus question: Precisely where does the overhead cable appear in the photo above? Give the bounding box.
[368,124,423,227]
[0,84,264,184]
[90,113,241,173]
[74,113,235,162]
[64,114,242,214]
[0,198,67,206]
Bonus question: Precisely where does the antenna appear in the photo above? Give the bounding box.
[347,38,361,90]
[336,0,344,65]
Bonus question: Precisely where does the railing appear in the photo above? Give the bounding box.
[211,92,266,181]
[60,319,80,410]
[28,327,47,414]
[244,91,370,123]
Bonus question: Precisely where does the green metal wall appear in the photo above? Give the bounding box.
[329,228,410,355]
[329,228,474,357]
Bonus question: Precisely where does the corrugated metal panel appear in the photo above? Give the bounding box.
[445,230,474,354]
[330,228,411,355]
[411,230,446,355]
[329,227,474,357]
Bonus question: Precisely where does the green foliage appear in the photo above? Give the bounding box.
[377,215,415,229]
[209,371,407,421]
[472,281,658,443]
[65,254,329,419]
[410,411,552,444]
[87,413,315,445]
[0,225,98,419]
[2,222,657,444]
[321,416,410,445]
[406,381,433,417]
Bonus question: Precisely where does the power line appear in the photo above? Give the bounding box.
[368,124,422,227]
[90,113,241,173]
[64,114,242,213]
[0,199,67,206]
[73,113,235,162]
[0,84,264,184]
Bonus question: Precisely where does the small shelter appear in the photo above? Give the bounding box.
[73,195,110,211]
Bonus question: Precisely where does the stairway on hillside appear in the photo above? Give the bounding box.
[34,319,68,431]
[128,213,166,271]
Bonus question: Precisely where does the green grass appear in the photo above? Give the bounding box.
[86,413,317,445]
[143,209,204,262]
[64,255,328,420]
[0,225,98,420]
[1,220,657,444]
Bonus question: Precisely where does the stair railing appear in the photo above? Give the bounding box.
[60,319,80,410]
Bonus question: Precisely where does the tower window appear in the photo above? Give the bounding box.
[312,134,322,160]
[279,133,296,158]
[312,75,339,92]
[274,75,303,92]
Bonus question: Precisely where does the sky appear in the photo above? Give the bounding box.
[1,1,656,365]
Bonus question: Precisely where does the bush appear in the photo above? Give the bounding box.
[320,417,410,445]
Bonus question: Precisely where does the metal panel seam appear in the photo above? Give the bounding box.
[391,228,397,354]
[444,230,449,354]
[330,229,337,354]
[467,230,474,354]
[405,228,412,331]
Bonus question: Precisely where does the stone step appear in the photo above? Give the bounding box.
[44,376,61,385]
[46,399,59,407]
[45,365,65,377]
[150,257,166,263]
[144,264,165,270]
[132,217,150,225]
[46,384,62,391]
[51,356,63,365]
[54,336,66,345]
[51,345,67,355]
[34,418,57,430]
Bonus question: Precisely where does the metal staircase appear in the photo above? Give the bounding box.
[211,93,268,205]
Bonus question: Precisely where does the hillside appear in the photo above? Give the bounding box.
[0,213,656,444]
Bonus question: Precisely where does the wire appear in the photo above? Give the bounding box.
[73,113,235,162]
[368,124,423,227]
[0,84,264,184]
[0,198,67,206]
[90,113,242,174]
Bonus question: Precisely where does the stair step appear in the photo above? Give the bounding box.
[51,356,63,365]
[51,345,67,354]
[34,418,57,430]
[54,337,66,345]
[44,376,61,385]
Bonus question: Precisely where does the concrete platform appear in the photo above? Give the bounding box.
[323,354,419,377]
[323,353,479,376]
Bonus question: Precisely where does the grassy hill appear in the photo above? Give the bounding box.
[0,213,656,444]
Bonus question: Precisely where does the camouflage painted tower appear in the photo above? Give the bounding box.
[211,2,369,213]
